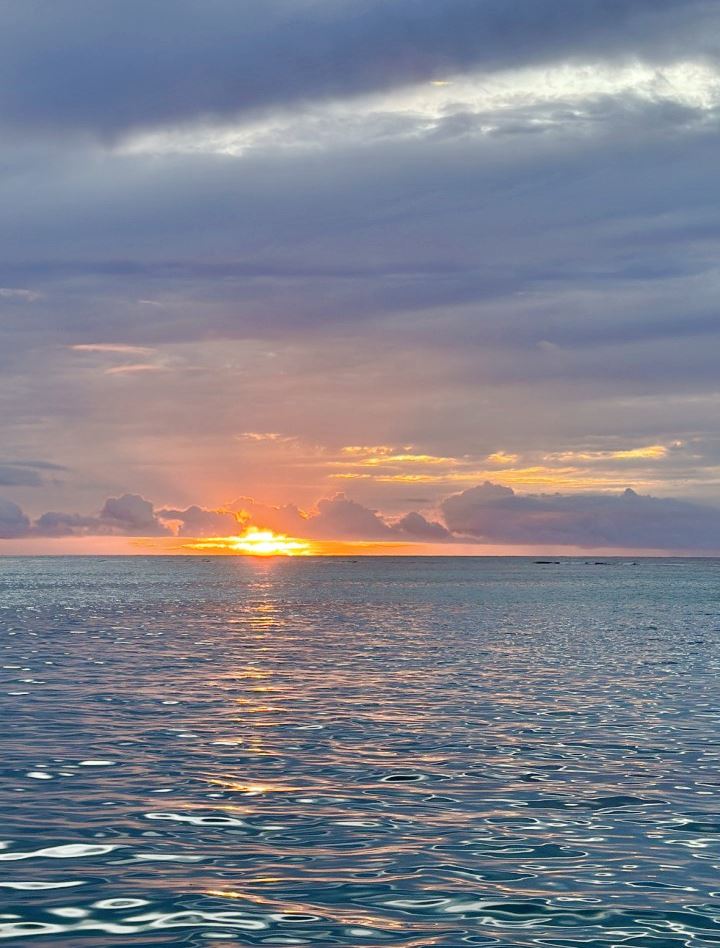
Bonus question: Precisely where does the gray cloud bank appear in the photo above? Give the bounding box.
[2,485,720,552]
[0,0,714,137]
[441,483,720,551]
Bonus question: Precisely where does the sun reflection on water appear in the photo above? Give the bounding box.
[3,558,720,946]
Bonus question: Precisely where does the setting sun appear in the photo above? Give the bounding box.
[187,527,313,556]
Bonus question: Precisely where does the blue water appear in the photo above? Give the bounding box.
[1,556,720,946]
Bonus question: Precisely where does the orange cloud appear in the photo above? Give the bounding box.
[545,443,677,463]
[486,451,520,465]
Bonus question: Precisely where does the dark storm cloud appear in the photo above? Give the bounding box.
[441,483,720,551]
[0,0,714,137]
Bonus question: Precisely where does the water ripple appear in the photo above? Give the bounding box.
[1,556,720,945]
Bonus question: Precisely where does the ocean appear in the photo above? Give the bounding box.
[1,556,719,946]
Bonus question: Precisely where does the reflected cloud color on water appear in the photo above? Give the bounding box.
[1,557,719,946]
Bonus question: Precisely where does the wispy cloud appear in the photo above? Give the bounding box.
[70,344,155,355]
[546,443,681,463]
[238,432,298,443]
[105,363,165,376]
[0,287,42,302]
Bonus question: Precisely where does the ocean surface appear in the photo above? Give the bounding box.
[1,556,720,947]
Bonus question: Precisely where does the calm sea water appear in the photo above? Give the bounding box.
[1,556,720,947]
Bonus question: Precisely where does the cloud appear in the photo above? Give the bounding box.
[99,494,170,535]
[33,493,170,537]
[9,491,447,542]
[0,467,44,487]
[228,493,394,540]
[159,505,241,537]
[105,363,164,375]
[0,287,41,302]
[238,432,295,443]
[70,343,154,354]
[0,4,719,512]
[487,452,520,466]
[0,499,31,538]
[440,482,720,550]
[0,460,67,488]
[283,494,448,541]
[230,498,310,537]
[2,484,720,551]
[392,510,451,541]
[545,444,676,463]
[177,493,449,542]
[310,494,394,539]
[34,511,104,537]
[0,1,713,138]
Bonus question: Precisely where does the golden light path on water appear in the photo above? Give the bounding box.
[4,558,720,945]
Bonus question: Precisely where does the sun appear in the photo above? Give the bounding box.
[227,528,311,556]
[187,527,313,556]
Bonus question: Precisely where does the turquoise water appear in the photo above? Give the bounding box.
[1,556,720,946]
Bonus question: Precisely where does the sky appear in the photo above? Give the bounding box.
[2,0,720,555]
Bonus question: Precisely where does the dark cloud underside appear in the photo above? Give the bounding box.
[0,1,715,136]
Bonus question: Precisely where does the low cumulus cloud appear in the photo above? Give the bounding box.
[0,499,31,538]
[186,493,450,542]
[33,493,170,538]
[98,494,170,535]
[2,484,720,551]
[394,511,452,541]
[0,491,448,543]
[274,494,449,541]
[441,482,720,551]
[159,504,241,538]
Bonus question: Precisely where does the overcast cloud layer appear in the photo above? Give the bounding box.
[1,1,720,552]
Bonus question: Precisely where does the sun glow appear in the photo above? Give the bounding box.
[187,527,313,556]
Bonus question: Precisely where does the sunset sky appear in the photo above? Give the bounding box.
[2,1,720,554]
